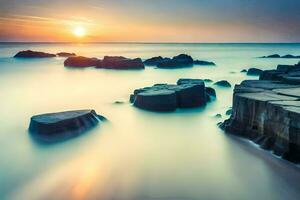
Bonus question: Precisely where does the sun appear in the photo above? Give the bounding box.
[73,26,86,38]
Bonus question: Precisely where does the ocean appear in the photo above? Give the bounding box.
[0,43,300,200]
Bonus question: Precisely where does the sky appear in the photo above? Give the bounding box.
[0,0,300,42]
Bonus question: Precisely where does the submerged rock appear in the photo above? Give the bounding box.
[143,56,169,66]
[130,78,211,112]
[57,52,76,57]
[247,68,263,76]
[98,56,144,70]
[241,69,247,73]
[194,60,216,66]
[64,56,99,67]
[214,80,231,88]
[29,110,105,142]
[14,50,56,58]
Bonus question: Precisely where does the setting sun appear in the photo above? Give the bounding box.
[73,26,86,38]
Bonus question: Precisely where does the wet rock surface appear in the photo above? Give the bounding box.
[130,79,214,112]
[14,50,56,58]
[29,110,105,142]
[222,61,300,163]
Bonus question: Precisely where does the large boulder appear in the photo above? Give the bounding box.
[29,110,105,142]
[247,68,263,76]
[131,79,209,112]
[57,52,76,57]
[157,54,194,68]
[64,56,99,67]
[98,56,144,69]
[14,50,56,58]
[222,67,300,163]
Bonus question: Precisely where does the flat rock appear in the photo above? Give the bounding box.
[57,52,76,57]
[14,50,56,58]
[98,56,144,70]
[240,80,297,90]
[194,60,216,66]
[29,110,104,142]
[64,56,99,67]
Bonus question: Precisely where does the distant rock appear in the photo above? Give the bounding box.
[260,54,300,59]
[247,68,263,76]
[214,80,231,88]
[57,52,76,57]
[29,110,105,142]
[215,114,222,118]
[64,56,99,67]
[157,54,194,68]
[241,69,247,73]
[114,101,124,104]
[194,60,216,66]
[14,50,56,58]
[98,56,144,70]
[144,56,169,66]
[130,78,211,112]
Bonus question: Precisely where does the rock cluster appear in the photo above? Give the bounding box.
[64,56,99,67]
[14,50,56,58]
[57,52,76,57]
[29,110,105,142]
[144,54,216,68]
[260,54,300,58]
[130,79,216,112]
[222,61,300,163]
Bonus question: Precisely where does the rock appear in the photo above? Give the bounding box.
[282,54,300,59]
[261,54,280,58]
[226,108,232,115]
[194,60,216,66]
[130,79,208,111]
[14,50,56,58]
[57,52,76,57]
[215,114,222,118]
[98,56,144,70]
[241,69,247,73]
[247,68,263,76]
[157,54,194,68]
[64,56,99,67]
[144,56,168,66]
[114,101,124,104]
[204,79,213,83]
[205,87,216,98]
[214,80,231,88]
[29,110,104,142]
[260,54,300,59]
[222,64,300,163]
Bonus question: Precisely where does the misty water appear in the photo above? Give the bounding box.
[1,43,300,200]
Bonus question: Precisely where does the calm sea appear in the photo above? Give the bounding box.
[0,43,300,200]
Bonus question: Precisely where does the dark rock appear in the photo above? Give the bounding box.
[259,70,286,81]
[261,54,281,58]
[157,54,194,68]
[194,60,216,66]
[204,79,213,83]
[98,56,144,70]
[226,108,232,115]
[29,110,104,142]
[130,79,208,111]
[114,101,124,104]
[144,56,168,66]
[215,114,222,118]
[247,68,263,76]
[282,54,300,59]
[64,56,99,67]
[14,50,56,58]
[205,87,216,98]
[57,52,76,57]
[241,69,247,73]
[214,80,231,88]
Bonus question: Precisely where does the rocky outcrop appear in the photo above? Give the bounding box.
[98,56,144,70]
[260,54,300,58]
[57,52,76,57]
[222,62,300,163]
[64,56,99,67]
[143,56,169,66]
[194,60,216,66]
[29,110,105,142]
[214,80,231,88]
[247,68,263,76]
[130,79,214,112]
[157,54,194,68]
[14,50,56,58]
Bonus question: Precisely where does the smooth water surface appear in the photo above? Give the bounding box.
[0,43,300,200]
